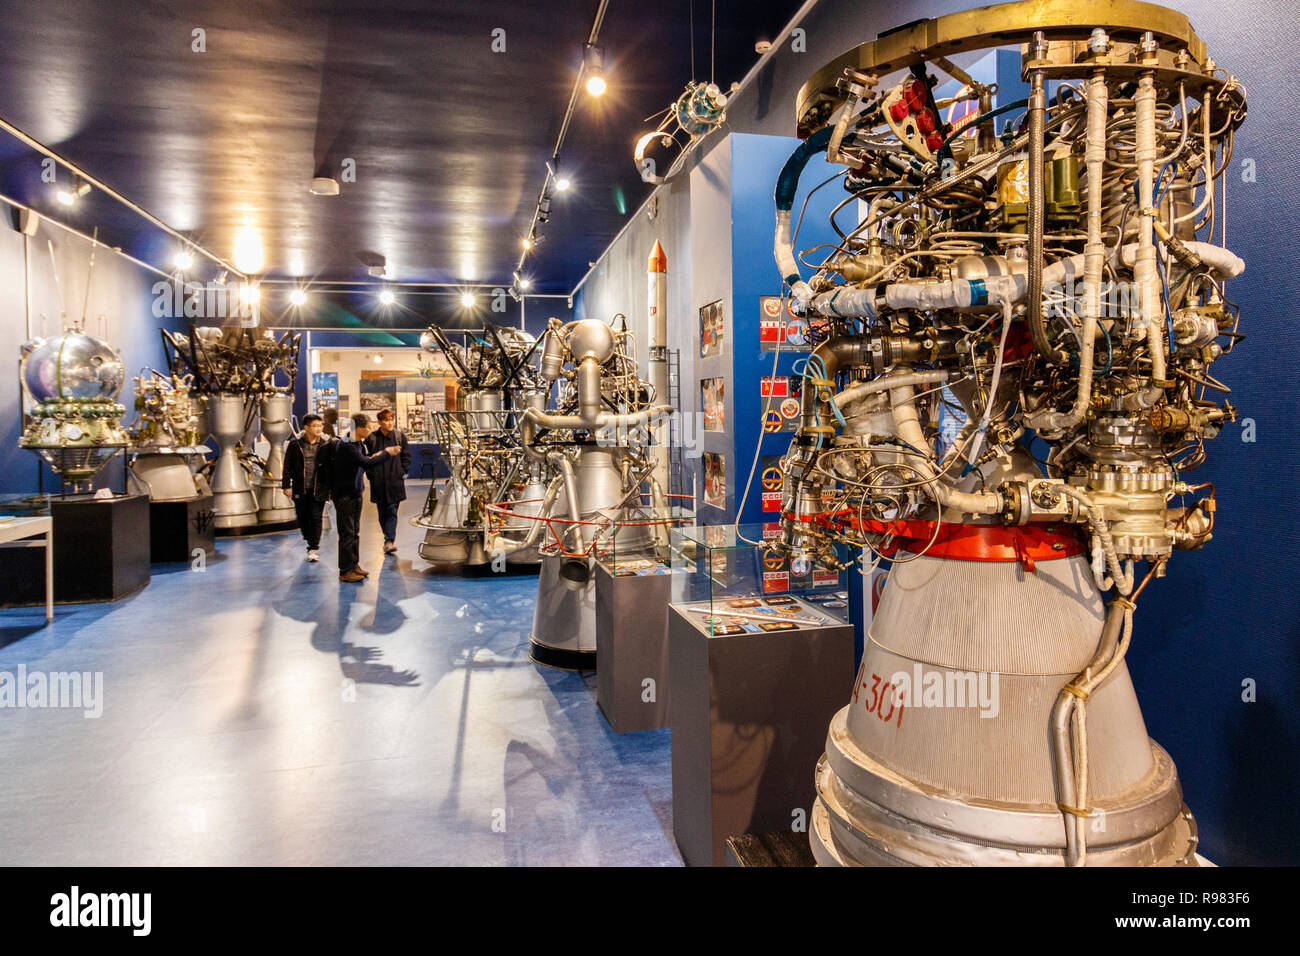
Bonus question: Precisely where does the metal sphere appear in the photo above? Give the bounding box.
[21,331,125,402]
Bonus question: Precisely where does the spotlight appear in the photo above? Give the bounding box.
[174,250,194,271]
[379,289,395,306]
[239,283,261,305]
[289,289,307,306]
[55,178,91,206]
[555,176,572,192]
[460,291,477,308]
[373,352,383,364]
[518,277,532,290]
[583,43,606,97]
[522,237,533,251]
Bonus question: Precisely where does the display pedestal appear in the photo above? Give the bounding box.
[149,495,216,563]
[668,601,853,866]
[0,494,150,605]
[594,564,673,732]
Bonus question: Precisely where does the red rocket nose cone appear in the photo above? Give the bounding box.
[648,240,667,272]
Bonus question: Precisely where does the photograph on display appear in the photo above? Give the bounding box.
[702,451,726,508]
[702,377,725,432]
[699,298,724,358]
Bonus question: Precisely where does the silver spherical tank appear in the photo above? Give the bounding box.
[207,393,258,528]
[254,393,296,523]
[19,330,129,490]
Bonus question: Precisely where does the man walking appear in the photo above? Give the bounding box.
[333,413,401,583]
[364,407,410,555]
[283,413,334,562]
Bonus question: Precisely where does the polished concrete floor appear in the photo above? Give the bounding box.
[0,482,681,865]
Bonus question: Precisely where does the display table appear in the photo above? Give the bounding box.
[668,597,854,866]
[149,494,217,563]
[594,562,675,733]
[0,517,53,622]
[0,495,150,605]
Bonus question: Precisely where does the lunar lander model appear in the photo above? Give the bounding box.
[125,369,210,502]
[766,0,1245,865]
[484,316,675,669]
[18,328,129,493]
[162,326,301,530]
[411,325,551,568]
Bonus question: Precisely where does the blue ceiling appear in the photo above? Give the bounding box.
[0,0,807,294]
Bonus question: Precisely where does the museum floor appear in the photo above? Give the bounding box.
[0,482,681,865]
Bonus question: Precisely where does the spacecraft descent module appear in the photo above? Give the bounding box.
[766,0,1246,865]
[485,315,675,669]
[125,369,210,502]
[162,325,301,530]
[411,325,551,567]
[19,328,130,492]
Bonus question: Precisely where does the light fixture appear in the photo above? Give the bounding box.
[373,352,384,364]
[522,237,533,251]
[460,291,477,308]
[584,43,606,97]
[518,276,532,290]
[232,227,264,274]
[289,289,307,307]
[310,176,340,196]
[55,178,91,206]
[238,282,261,305]
[379,289,395,306]
[555,175,572,192]
[174,250,194,271]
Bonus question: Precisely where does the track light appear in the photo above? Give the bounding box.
[373,352,383,364]
[55,178,91,206]
[522,236,533,251]
[460,291,477,308]
[584,43,606,97]
[174,250,194,271]
[379,289,395,306]
[289,289,307,306]
[518,277,532,290]
[239,282,261,305]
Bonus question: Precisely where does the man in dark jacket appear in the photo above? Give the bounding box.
[364,407,410,555]
[334,412,401,582]
[282,413,335,562]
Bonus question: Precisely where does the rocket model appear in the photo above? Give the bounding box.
[647,241,669,491]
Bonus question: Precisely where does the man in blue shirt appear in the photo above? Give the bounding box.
[332,413,400,582]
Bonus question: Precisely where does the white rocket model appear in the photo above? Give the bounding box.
[647,240,669,491]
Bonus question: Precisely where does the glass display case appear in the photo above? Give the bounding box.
[668,522,851,636]
[0,493,54,519]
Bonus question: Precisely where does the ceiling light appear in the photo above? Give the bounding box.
[289,289,307,306]
[310,176,340,196]
[555,176,572,192]
[174,250,194,271]
[584,43,606,97]
[522,237,533,251]
[373,352,383,364]
[232,227,264,274]
[379,289,395,306]
[518,277,532,290]
[239,283,261,305]
[460,292,477,308]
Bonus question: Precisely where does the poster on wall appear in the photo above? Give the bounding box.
[760,376,803,433]
[699,299,724,358]
[758,295,830,352]
[702,377,726,432]
[702,452,726,508]
[760,455,784,513]
[359,378,396,412]
[312,372,339,416]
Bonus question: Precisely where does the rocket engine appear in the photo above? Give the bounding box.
[768,0,1246,865]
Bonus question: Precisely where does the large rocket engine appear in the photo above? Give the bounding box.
[489,316,674,669]
[769,0,1246,865]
